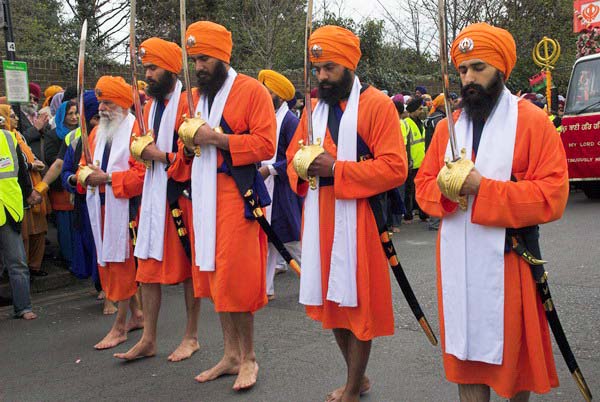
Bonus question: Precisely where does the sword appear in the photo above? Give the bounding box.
[437,0,458,161]
[179,0,194,119]
[77,19,92,165]
[129,0,149,136]
[436,0,473,210]
[510,228,592,402]
[304,0,314,145]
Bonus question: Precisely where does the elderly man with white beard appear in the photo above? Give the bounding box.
[77,76,146,350]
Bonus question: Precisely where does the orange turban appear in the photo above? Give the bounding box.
[139,37,182,74]
[42,85,63,108]
[95,76,133,109]
[451,23,517,80]
[258,70,296,101]
[430,94,445,115]
[185,21,232,64]
[309,25,361,71]
[0,105,12,131]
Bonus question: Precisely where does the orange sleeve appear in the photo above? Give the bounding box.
[285,108,310,197]
[414,118,460,217]
[111,121,146,199]
[471,112,569,228]
[333,97,408,199]
[228,84,276,166]
[169,139,194,182]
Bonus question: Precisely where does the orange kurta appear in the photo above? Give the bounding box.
[285,86,408,341]
[135,93,195,285]
[78,123,146,301]
[415,100,569,397]
[170,73,275,312]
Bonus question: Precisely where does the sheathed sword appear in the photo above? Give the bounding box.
[509,227,592,402]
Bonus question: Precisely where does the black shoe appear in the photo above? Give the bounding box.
[29,270,49,277]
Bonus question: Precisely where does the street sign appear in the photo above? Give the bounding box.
[2,60,29,103]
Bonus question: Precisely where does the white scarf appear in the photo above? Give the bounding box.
[135,80,182,261]
[87,113,135,266]
[192,68,238,271]
[263,102,288,223]
[440,87,518,364]
[299,76,360,307]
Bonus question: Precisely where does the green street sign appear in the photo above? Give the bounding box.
[2,60,29,103]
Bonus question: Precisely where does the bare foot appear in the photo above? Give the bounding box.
[125,315,144,332]
[326,376,371,402]
[267,294,275,301]
[103,300,117,315]
[168,338,200,362]
[195,356,240,383]
[113,339,156,361]
[97,290,106,300]
[21,311,38,320]
[94,329,127,350]
[233,360,259,391]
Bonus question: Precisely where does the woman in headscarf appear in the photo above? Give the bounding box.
[0,105,51,276]
[42,100,78,268]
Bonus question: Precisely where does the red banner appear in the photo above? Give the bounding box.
[561,114,600,180]
[574,0,600,32]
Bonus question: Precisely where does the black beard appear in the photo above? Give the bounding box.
[146,71,177,103]
[460,72,504,121]
[196,61,228,98]
[272,96,282,110]
[318,69,353,106]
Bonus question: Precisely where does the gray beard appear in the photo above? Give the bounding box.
[21,104,37,117]
[97,113,125,146]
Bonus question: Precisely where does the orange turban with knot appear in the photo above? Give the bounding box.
[257,70,296,101]
[139,37,182,74]
[95,76,133,109]
[309,25,361,71]
[185,21,232,64]
[430,94,445,115]
[451,23,517,80]
[42,85,63,108]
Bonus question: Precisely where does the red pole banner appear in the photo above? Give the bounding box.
[574,0,600,32]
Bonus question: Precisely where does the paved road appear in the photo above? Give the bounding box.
[1,192,598,402]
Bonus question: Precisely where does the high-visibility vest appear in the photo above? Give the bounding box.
[0,129,24,226]
[402,117,426,169]
[65,127,82,148]
[549,114,563,134]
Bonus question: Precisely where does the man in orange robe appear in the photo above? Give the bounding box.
[114,38,202,362]
[77,76,145,349]
[171,21,275,390]
[415,23,569,402]
[286,26,407,402]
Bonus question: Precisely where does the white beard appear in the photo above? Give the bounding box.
[97,109,126,146]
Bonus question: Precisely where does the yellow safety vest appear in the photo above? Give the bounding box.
[549,114,563,134]
[65,127,82,148]
[402,117,426,169]
[0,129,24,226]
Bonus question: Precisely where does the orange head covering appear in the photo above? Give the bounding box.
[185,21,232,64]
[139,37,182,74]
[257,70,296,101]
[95,76,133,109]
[451,22,517,80]
[42,85,63,108]
[0,105,12,130]
[309,25,361,71]
[430,94,445,115]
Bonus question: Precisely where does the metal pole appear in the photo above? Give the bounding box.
[2,0,23,132]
